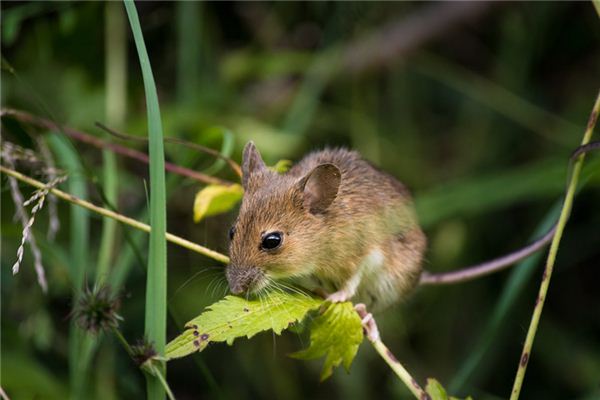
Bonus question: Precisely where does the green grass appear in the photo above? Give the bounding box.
[47,133,91,399]
[124,1,168,399]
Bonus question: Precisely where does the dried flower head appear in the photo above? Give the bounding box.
[131,338,158,367]
[72,284,122,334]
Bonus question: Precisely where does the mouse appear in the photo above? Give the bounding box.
[226,142,558,311]
[227,142,426,311]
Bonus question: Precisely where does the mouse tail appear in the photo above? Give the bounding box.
[419,224,557,286]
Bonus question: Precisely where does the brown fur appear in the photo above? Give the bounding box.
[227,142,426,311]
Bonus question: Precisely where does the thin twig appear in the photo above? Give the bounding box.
[1,108,234,186]
[0,386,11,400]
[0,165,230,264]
[355,305,428,400]
[509,90,600,399]
[95,121,243,178]
[343,2,493,73]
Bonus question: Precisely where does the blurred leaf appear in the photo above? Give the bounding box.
[426,379,449,400]
[425,378,473,400]
[2,351,68,399]
[269,159,293,173]
[201,127,235,176]
[165,292,322,360]
[415,157,600,228]
[193,183,244,223]
[291,302,363,381]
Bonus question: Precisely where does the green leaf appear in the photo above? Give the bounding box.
[425,378,473,400]
[193,183,244,222]
[268,159,293,174]
[426,379,449,400]
[165,292,322,360]
[291,302,363,381]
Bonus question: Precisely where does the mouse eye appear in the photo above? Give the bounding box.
[261,231,283,251]
[229,226,235,240]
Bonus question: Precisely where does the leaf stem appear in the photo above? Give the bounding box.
[149,364,176,400]
[112,327,134,358]
[0,165,230,264]
[355,306,427,399]
[509,90,600,399]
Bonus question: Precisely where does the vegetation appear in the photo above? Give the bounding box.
[1,2,599,399]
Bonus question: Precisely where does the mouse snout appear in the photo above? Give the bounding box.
[226,265,263,295]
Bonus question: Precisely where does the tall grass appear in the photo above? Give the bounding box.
[46,134,91,398]
[97,2,126,286]
[124,2,168,399]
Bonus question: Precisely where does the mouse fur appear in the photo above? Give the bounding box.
[227,142,426,311]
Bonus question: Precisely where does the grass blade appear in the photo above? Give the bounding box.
[124,2,168,399]
[97,2,127,285]
[47,133,91,398]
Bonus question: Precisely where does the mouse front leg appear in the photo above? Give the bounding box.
[326,269,362,303]
[326,247,385,303]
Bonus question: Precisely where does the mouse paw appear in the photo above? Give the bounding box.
[326,290,351,303]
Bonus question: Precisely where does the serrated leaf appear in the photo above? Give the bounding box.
[425,378,474,400]
[165,292,322,360]
[193,183,244,222]
[290,302,363,381]
[268,159,293,174]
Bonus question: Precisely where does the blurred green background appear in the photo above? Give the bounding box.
[1,2,599,399]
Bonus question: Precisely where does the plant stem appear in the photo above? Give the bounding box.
[0,108,233,186]
[371,339,426,399]
[149,364,176,400]
[509,90,600,399]
[0,165,230,264]
[111,328,134,358]
[355,306,427,399]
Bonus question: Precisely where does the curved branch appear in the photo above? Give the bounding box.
[0,165,230,264]
[1,108,234,186]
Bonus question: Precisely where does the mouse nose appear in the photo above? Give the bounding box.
[226,265,261,295]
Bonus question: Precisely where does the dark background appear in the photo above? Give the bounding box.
[1,2,599,399]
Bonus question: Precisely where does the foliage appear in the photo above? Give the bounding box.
[291,301,364,381]
[166,292,322,359]
[1,2,599,399]
[425,378,473,400]
[167,294,366,382]
[193,183,244,223]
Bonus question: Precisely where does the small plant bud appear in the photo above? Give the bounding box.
[131,338,158,367]
[72,284,122,334]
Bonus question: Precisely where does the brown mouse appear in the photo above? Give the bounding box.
[226,142,426,311]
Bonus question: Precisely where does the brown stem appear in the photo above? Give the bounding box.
[1,108,234,186]
[94,121,242,178]
[343,2,493,74]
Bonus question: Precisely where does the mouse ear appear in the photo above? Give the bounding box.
[298,163,341,214]
[241,141,266,189]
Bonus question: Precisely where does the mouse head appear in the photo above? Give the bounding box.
[226,142,341,295]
